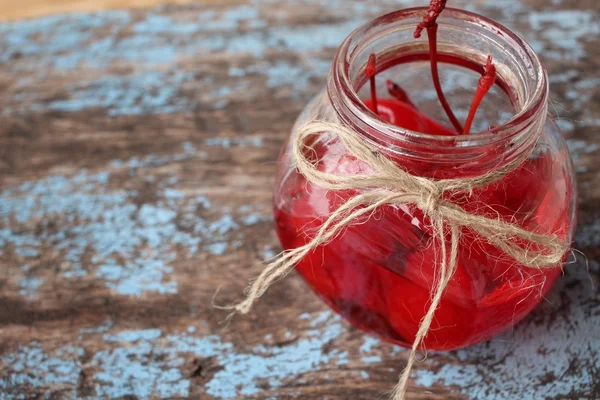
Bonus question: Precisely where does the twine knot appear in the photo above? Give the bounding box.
[418,180,444,216]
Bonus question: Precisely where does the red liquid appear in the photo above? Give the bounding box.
[274,99,572,350]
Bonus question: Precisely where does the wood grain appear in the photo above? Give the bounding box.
[0,1,598,399]
[0,0,241,21]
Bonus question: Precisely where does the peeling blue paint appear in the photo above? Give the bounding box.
[97,255,178,296]
[228,67,246,77]
[249,59,331,90]
[133,14,198,35]
[0,230,41,256]
[33,71,193,116]
[0,6,262,71]
[549,69,579,84]
[0,12,130,67]
[1,312,351,398]
[555,119,575,132]
[261,19,365,55]
[335,350,349,366]
[19,276,44,297]
[204,137,264,149]
[413,262,600,399]
[483,1,598,61]
[576,220,600,247]
[0,4,363,117]
[361,355,382,364]
[1,135,275,298]
[263,245,277,260]
[528,10,599,60]
[240,213,271,226]
[0,3,348,73]
[0,343,82,398]
[80,320,113,336]
[163,188,186,201]
[206,242,228,255]
[1,143,235,297]
[567,139,598,165]
[203,312,346,398]
[360,336,381,354]
[104,329,162,342]
[209,215,239,236]
[248,19,268,29]
[92,341,189,398]
[223,5,259,22]
[14,247,40,258]
[310,311,332,327]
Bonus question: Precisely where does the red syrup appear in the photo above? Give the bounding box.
[273,53,572,350]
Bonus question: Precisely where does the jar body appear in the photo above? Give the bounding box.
[273,91,577,350]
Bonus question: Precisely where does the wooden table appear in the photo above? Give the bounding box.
[0,1,598,399]
[0,0,232,22]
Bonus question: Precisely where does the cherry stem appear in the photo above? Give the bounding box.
[366,53,379,115]
[463,55,497,135]
[414,0,462,133]
[426,24,463,133]
[414,0,446,39]
[386,80,416,109]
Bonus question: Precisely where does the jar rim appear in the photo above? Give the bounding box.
[329,7,549,150]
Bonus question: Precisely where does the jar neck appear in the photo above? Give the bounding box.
[327,7,549,178]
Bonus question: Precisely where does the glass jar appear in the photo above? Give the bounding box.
[273,8,577,350]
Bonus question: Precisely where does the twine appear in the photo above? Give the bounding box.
[228,119,568,399]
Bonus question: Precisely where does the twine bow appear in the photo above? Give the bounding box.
[229,120,569,399]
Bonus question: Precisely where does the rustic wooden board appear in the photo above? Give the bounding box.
[0,0,237,22]
[0,0,598,399]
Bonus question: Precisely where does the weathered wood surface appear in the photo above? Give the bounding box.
[0,0,598,399]
[0,0,232,22]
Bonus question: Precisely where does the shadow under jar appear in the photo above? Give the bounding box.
[273,8,577,350]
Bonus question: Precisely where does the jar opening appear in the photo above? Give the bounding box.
[328,7,549,167]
